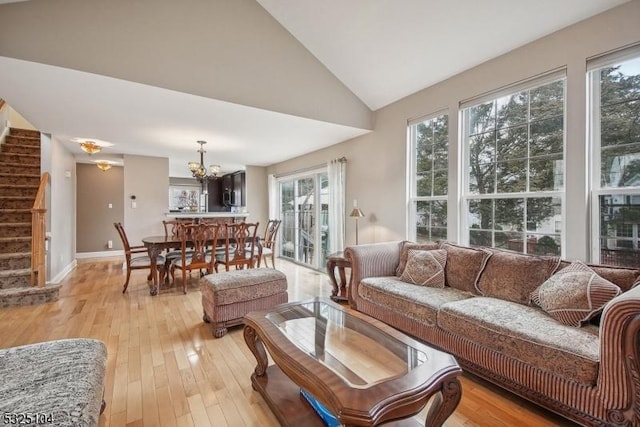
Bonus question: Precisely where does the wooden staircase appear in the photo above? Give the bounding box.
[0,127,60,307]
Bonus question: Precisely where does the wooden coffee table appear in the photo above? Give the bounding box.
[243,297,462,426]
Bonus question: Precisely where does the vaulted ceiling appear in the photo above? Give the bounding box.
[0,0,630,176]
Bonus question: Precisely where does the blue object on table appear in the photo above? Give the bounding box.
[300,388,342,427]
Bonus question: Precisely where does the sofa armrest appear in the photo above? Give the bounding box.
[344,241,403,309]
[598,285,640,424]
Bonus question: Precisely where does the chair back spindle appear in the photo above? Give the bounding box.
[217,222,259,271]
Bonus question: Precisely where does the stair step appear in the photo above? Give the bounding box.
[0,268,30,289]
[0,284,61,307]
[1,143,41,156]
[5,135,40,147]
[0,173,40,186]
[0,184,38,197]
[1,163,40,175]
[0,152,41,165]
[0,209,31,223]
[0,196,33,209]
[0,222,31,238]
[0,252,31,270]
[9,128,40,139]
[0,236,31,253]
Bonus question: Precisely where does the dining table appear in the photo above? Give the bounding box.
[141,235,262,296]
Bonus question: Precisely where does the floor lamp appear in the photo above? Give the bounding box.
[350,207,365,245]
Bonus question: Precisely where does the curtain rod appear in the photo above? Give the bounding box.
[274,157,346,179]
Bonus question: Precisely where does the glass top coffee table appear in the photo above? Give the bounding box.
[243,297,462,426]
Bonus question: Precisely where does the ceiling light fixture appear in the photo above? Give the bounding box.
[96,161,112,172]
[80,141,101,155]
[188,140,220,182]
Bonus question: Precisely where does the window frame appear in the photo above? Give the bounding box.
[459,73,567,255]
[407,110,449,243]
[588,46,640,264]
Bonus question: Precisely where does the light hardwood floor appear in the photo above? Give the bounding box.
[0,257,575,426]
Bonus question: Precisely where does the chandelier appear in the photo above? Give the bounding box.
[188,140,220,181]
[96,161,112,171]
[80,141,101,155]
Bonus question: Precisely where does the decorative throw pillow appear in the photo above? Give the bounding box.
[395,241,441,276]
[554,260,640,292]
[440,242,492,293]
[399,249,447,288]
[476,249,560,305]
[530,261,622,327]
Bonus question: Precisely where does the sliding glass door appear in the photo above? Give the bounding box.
[279,171,329,269]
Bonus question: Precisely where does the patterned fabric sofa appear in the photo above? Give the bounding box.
[0,338,107,427]
[345,241,640,427]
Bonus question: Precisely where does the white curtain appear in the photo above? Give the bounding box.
[328,157,346,254]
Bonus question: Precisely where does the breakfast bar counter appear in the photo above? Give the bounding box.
[166,212,249,220]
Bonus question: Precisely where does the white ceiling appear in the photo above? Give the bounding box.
[0,0,630,177]
[257,0,630,110]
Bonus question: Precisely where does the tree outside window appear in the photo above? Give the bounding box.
[410,114,448,243]
[463,78,565,255]
[594,54,640,267]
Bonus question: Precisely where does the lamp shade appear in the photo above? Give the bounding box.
[349,208,364,218]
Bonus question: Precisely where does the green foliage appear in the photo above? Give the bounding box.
[467,80,564,246]
[535,235,560,255]
[599,65,640,187]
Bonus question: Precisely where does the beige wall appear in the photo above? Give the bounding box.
[268,1,640,261]
[123,155,169,245]
[8,105,36,130]
[76,163,124,253]
[245,165,268,230]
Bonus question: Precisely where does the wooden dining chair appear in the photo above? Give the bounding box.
[114,222,166,293]
[216,222,259,271]
[162,219,193,265]
[170,222,220,294]
[256,219,282,268]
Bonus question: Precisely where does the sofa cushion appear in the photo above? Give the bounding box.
[531,261,621,327]
[396,241,441,276]
[440,242,492,293]
[476,249,560,305]
[556,260,640,292]
[399,249,447,288]
[359,276,473,326]
[437,297,600,385]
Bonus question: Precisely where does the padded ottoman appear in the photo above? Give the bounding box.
[0,338,107,427]
[201,268,288,338]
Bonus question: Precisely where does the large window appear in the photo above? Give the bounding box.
[408,113,448,242]
[590,50,640,267]
[461,76,565,255]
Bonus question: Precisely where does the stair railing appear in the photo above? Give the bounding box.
[31,172,50,287]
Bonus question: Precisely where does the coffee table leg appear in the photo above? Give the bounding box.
[243,325,268,376]
[425,377,462,427]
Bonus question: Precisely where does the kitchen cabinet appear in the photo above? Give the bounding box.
[207,171,245,211]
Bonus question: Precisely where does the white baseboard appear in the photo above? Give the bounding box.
[76,250,124,259]
[48,259,77,284]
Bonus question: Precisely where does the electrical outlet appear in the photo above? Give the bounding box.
[108,240,113,249]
